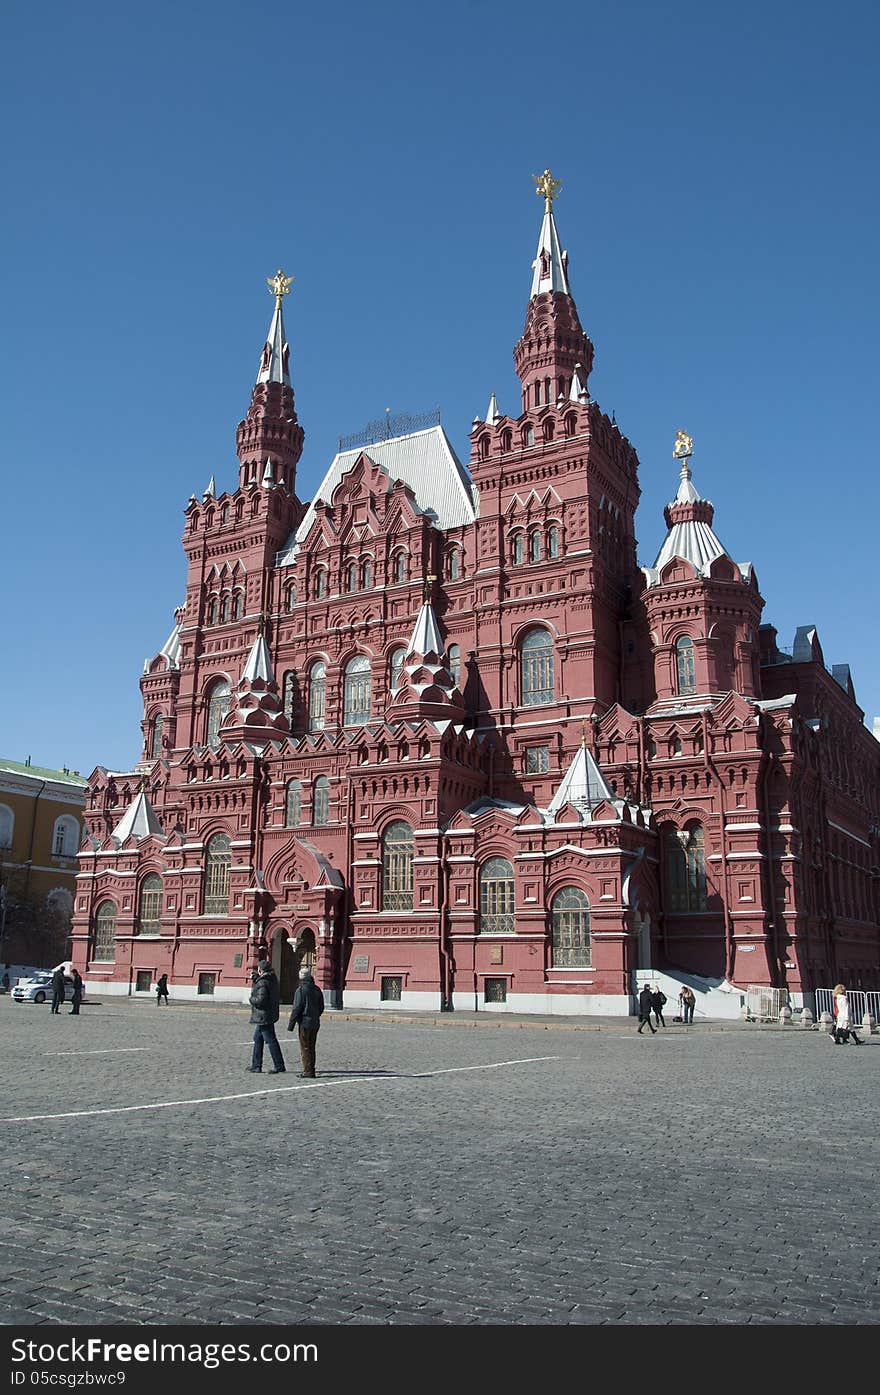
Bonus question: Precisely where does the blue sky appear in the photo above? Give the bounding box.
[2,0,878,775]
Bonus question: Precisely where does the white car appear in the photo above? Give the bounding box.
[12,970,74,1004]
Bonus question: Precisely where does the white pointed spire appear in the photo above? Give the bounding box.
[547,741,613,818]
[530,187,570,297]
[257,270,293,386]
[569,363,589,403]
[204,476,215,499]
[485,391,501,424]
[241,634,275,686]
[405,601,445,662]
[674,459,700,503]
[111,790,165,846]
[261,458,276,488]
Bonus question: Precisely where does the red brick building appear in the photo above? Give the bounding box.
[71,181,880,1014]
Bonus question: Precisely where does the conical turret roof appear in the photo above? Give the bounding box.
[111,790,164,846]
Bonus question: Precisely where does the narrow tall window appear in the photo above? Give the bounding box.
[551,887,591,967]
[285,779,302,827]
[207,597,217,625]
[676,636,696,695]
[313,776,330,826]
[393,552,407,584]
[138,874,163,935]
[344,655,371,726]
[521,629,554,706]
[314,569,326,599]
[547,526,560,558]
[447,643,462,688]
[382,821,414,910]
[285,583,296,612]
[283,672,296,724]
[361,558,373,590]
[52,816,79,857]
[94,900,117,961]
[204,833,231,914]
[664,824,707,911]
[206,679,231,748]
[448,548,460,580]
[232,591,243,620]
[308,662,326,730]
[347,562,358,592]
[151,715,164,759]
[220,594,230,623]
[390,647,407,693]
[479,857,515,934]
[512,533,524,565]
[529,531,542,563]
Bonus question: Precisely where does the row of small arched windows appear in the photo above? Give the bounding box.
[509,526,560,566]
[205,592,244,626]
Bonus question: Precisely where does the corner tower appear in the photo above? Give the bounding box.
[236,270,305,493]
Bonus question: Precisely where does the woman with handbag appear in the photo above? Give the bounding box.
[832,984,861,1044]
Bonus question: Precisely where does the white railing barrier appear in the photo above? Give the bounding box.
[815,989,880,1032]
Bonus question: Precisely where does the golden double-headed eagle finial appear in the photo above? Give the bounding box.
[673,430,693,460]
[267,269,294,304]
[533,169,562,211]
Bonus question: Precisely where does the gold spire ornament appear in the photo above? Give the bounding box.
[267,269,294,304]
[533,169,562,211]
[673,430,693,460]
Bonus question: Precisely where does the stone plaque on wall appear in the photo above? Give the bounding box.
[353,955,370,972]
[490,945,503,965]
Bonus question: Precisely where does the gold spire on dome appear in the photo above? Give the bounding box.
[267,269,294,305]
[673,430,694,460]
[533,169,562,211]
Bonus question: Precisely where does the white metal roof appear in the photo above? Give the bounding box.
[111,791,165,846]
[530,206,570,297]
[546,744,613,817]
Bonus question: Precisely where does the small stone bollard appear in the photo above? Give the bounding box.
[779,1005,792,1025]
[819,1010,834,1035]
[799,1008,813,1027]
[862,1013,876,1036]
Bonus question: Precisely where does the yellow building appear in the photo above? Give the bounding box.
[0,757,87,973]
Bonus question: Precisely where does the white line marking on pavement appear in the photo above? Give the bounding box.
[3,1056,560,1124]
[43,1048,152,1057]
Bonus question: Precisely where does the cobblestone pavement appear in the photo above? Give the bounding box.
[1,996,877,1326]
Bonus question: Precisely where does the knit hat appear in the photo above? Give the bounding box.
[257,960,271,972]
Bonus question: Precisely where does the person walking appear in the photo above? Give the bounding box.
[288,966,325,1077]
[637,983,656,1034]
[68,968,83,1015]
[679,985,696,1025]
[156,973,169,1006]
[832,984,861,1045]
[50,966,66,1014]
[247,960,286,1074]
[651,985,668,1028]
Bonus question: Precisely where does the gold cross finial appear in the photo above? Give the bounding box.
[533,169,562,211]
[673,430,693,460]
[423,573,436,603]
[267,269,293,305]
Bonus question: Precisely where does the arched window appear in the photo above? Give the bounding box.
[512,533,524,565]
[344,655,371,726]
[206,679,231,748]
[361,558,373,590]
[0,804,14,849]
[220,594,230,623]
[313,776,330,826]
[676,636,696,695]
[547,526,560,558]
[285,583,297,613]
[382,821,414,910]
[94,900,117,961]
[447,643,461,688]
[232,591,243,620]
[314,569,327,600]
[529,530,542,563]
[52,816,80,858]
[285,779,302,827]
[204,833,231,914]
[479,857,515,933]
[521,629,554,706]
[542,419,554,442]
[664,824,707,912]
[479,436,490,460]
[207,596,217,625]
[221,504,230,525]
[447,548,460,581]
[347,561,358,592]
[551,887,591,967]
[523,426,534,448]
[151,715,164,759]
[390,647,407,693]
[138,874,163,935]
[283,671,296,724]
[308,662,326,730]
[501,429,512,452]
[393,552,407,584]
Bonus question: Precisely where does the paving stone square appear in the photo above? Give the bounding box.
[1,996,878,1326]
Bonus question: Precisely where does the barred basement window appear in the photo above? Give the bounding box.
[526,745,550,774]
[479,857,515,933]
[138,874,163,935]
[551,886,591,967]
[204,833,231,914]
[381,975,402,1001]
[521,629,554,706]
[313,776,330,826]
[344,655,371,726]
[198,972,216,995]
[676,636,696,695]
[308,662,326,730]
[94,900,117,962]
[484,978,507,1003]
[382,821,414,910]
[285,779,302,827]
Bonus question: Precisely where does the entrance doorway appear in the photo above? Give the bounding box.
[294,928,316,980]
[270,928,298,1003]
[634,910,652,969]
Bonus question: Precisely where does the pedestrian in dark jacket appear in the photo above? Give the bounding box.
[247,961,286,1073]
[69,969,83,1015]
[51,967,66,1014]
[651,986,667,1028]
[288,966,325,1077]
[156,973,169,1006]
[637,984,656,1034]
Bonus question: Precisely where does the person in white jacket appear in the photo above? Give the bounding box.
[833,984,861,1045]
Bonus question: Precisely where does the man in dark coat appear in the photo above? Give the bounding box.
[247,960,286,1074]
[637,983,656,1034]
[50,967,66,1014]
[288,966,325,1078]
[650,985,667,1028]
[69,968,83,1015]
